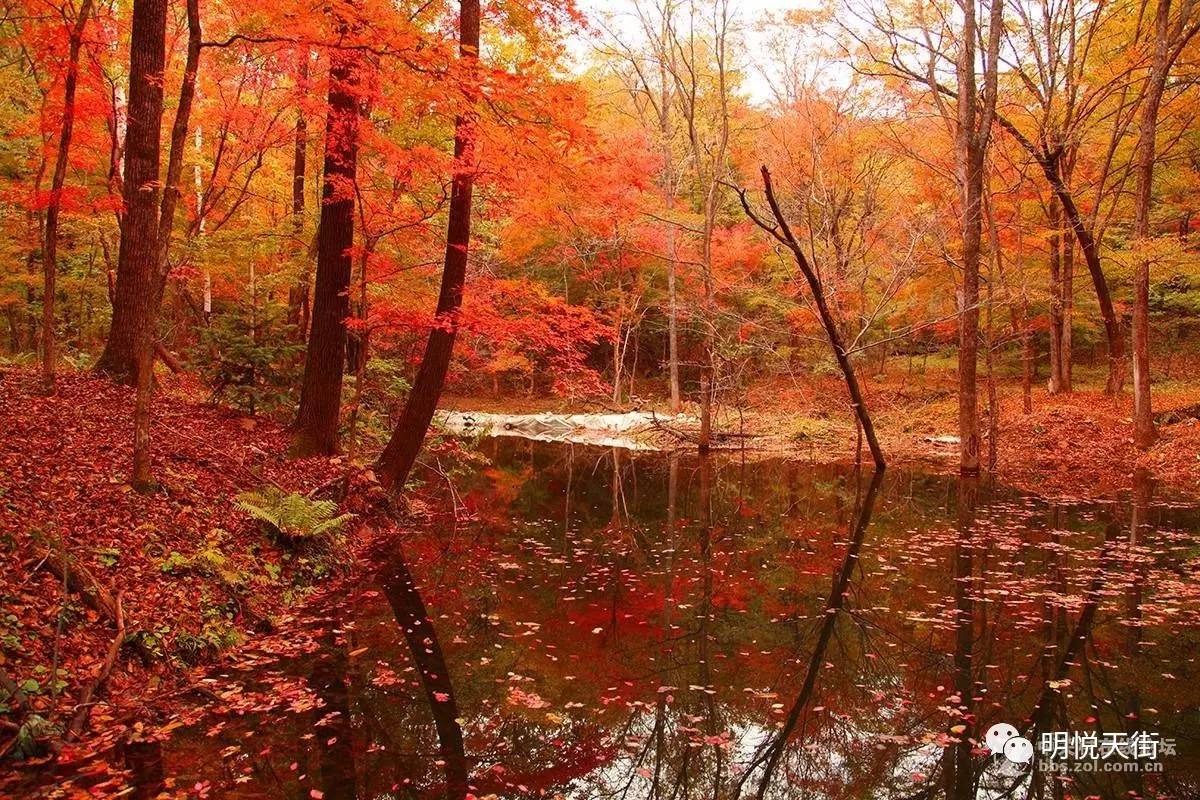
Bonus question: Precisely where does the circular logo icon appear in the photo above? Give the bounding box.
[1003,736,1035,764]
[985,722,1019,755]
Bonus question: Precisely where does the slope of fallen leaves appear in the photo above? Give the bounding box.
[991,388,1200,499]
[0,368,344,769]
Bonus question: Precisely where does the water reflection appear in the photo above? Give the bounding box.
[157,441,1200,799]
[378,552,468,799]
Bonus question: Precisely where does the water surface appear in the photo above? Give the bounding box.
[157,440,1200,799]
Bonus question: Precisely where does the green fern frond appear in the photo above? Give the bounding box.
[235,487,354,540]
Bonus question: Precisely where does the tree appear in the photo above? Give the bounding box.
[93,0,167,386]
[854,0,1130,396]
[953,0,1003,474]
[132,0,201,489]
[375,0,480,492]
[292,30,364,456]
[40,0,94,393]
[738,166,886,470]
[1131,0,1199,448]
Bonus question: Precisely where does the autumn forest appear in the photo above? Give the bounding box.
[3,0,1200,796]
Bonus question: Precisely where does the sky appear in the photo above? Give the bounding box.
[568,0,813,105]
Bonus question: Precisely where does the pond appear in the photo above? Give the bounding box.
[141,440,1200,798]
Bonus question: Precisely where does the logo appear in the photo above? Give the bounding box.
[983,722,1175,773]
[985,723,1034,764]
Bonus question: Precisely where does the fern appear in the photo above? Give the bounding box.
[235,487,354,541]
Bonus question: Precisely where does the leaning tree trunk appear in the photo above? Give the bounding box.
[376,0,480,493]
[739,167,886,471]
[41,0,93,393]
[292,43,362,456]
[971,111,1126,394]
[94,0,167,385]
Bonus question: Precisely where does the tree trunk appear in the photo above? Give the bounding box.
[94,0,168,384]
[741,167,886,471]
[1047,196,1064,394]
[1060,221,1074,390]
[954,0,991,476]
[292,43,362,456]
[1022,294,1033,414]
[153,0,200,289]
[288,50,310,339]
[41,0,93,393]
[130,0,199,489]
[375,0,480,492]
[1132,0,1172,450]
[665,195,681,414]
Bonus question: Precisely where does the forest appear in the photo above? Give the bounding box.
[3,0,1200,796]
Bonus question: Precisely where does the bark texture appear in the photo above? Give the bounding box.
[293,43,362,455]
[1132,0,1173,449]
[94,0,168,384]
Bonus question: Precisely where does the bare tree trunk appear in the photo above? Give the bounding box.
[954,0,1002,476]
[665,195,681,413]
[1060,220,1074,390]
[612,297,624,404]
[94,0,167,385]
[1132,0,1173,450]
[41,0,93,393]
[1022,292,1034,414]
[293,40,362,455]
[1047,196,1064,394]
[739,167,886,470]
[376,0,480,493]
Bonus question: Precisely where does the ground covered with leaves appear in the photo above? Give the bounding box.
[0,369,353,781]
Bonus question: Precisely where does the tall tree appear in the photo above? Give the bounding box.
[94,0,167,384]
[292,33,363,456]
[288,50,311,339]
[954,0,1002,475]
[667,0,732,452]
[132,0,201,489]
[1132,0,1198,448]
[40,0,94,393]
[376,0,481,493]
[860,0,1130,395]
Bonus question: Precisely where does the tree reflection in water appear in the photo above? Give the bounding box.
[378,552,469,799]
[152,440,1200,799]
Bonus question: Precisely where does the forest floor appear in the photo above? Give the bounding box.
[0,369,361,791]
[2,362,1199,788]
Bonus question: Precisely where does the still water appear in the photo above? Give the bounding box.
[161,440,1200,799]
